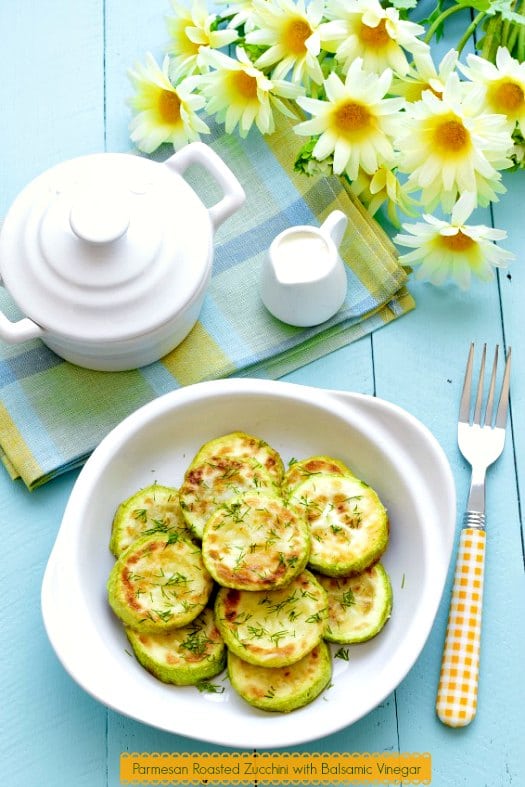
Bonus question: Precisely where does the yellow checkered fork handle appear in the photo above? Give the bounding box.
[436,527,486,727]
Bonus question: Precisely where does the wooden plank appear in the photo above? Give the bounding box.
[369,7,524,783]
[0,2,108,785]
[0,470,108,787]
[372,60,525,787]
[0,0,106,211]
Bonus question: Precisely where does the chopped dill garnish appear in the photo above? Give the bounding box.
[196,681,225,694]
[341,589,356,608]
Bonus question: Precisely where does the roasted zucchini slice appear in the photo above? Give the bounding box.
[290,473,388,576]
[228,640,331,712]
[179,432,284,540]
[283,455,354,496]
[202,493,310,591]
[107,532,213,633]
[214,570,328,667]
[317,563,393,643]
[109,484,190,557]
[125,608,226,685]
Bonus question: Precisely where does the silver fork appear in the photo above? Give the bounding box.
[436,343,511,727]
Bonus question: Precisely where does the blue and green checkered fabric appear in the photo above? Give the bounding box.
[0,118,414,488]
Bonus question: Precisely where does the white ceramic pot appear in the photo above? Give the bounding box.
[0,142,245,371]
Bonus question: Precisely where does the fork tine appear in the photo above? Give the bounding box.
[495,347,512,428]
[483,345,499,427]
[473,343,487,425]
[459,343,475,423]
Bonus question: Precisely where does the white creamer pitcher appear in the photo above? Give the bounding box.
[260,210,348,327]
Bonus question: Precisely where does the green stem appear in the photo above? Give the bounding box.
[501,19,511,49]
[518,22,525,61]
[424,4,465,44]
[456,11,485,55]
[480,14,503,62]
[506,26,520,57]
[503,0,524,54]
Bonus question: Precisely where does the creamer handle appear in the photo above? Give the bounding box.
[320,210,348,250]
[165,142,245,231]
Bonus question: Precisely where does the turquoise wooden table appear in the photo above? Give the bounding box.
[1,2,524,785]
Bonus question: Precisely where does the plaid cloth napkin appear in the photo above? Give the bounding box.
[0,117,414,489]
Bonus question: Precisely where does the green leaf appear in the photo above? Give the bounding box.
[386,0,418,10]
[463,0,525,19]
[454,0,491,11]
[488,0,525,20]
[237,41,268,62]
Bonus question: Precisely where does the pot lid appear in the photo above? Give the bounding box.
[0,153,213,342]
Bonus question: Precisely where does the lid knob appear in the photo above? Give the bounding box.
[69,187,130,245]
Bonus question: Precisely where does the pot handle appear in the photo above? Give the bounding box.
[0,303,44,344]
[164,142,245,231]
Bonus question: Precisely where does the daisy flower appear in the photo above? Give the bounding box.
[166,0,238,79]
[128,53,209,153]
[246,0,325,85]
[395,72,514,212]
[394,192,514,289]
[391,48,459,103]
[349,160,418,226]
[319,0,427,76]
[216,0,258,32]
[294,58,405,179]
[459,46,525,135]
[196,47,304,137]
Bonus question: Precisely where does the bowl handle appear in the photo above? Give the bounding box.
[164,142,246,231]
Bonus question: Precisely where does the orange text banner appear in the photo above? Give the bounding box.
[120,752,431,784]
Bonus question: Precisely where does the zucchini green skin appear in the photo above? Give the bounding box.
[178,432,284,540]
[318,563,393,643]
[107,532,214,633]
[202,493,310,591]
[228,641,332,712]
[283,455,355,497]
[109,484,190,557]
[290,473,389,576]
[126,608,226,685]
[214,570,328,667]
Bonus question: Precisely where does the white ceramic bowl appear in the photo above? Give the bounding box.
[41,379,456,749]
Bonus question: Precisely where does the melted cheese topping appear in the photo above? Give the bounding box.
[283,455,354,495]
[215,570,327,667]
[126,608,226,684]
[202,494,310,590]
[290,473,388,575]
[228,641,331,712]
[318,563,392,643]
[110,485,189,556]
[179,432,283,539]
[108,533,213,632]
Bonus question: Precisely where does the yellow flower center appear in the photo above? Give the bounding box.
[332,101,372,138]
[230,69,259,101]
[157,89,182,125]
[282,17,312,55]
[170,20,201,58]
[489,79,524,116]
[358,18,391,49]
[433,118,470,155]
[439,230,476,252]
